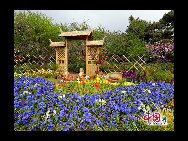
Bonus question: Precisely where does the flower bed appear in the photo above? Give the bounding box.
[14,76,174,131]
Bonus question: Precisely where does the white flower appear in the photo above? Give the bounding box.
[77,78,80,83]
[152,83,156,86]
[138,102,144,110]
[146,105,150,111]
[101,99,106,104]
[45,110,50,120]
[85,75,90,79]
[34,83,40,88]
[46,110,50,115]
[60,80,64,83]
[143,89,151,93]
[95,99,106,104]
[138,106,142,110]
[53,110,56,116]
[23,91,28,94]
[58,94,65,99]
[58,95,63,99]
[121,91,127,94]
[23,91,31,95]
[147,90,151,93]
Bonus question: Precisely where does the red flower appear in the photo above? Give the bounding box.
[113,78,118,80]
[94,84,99,89]
[72,76,75,79]
[58,75,62,79]
[66,78,69,81]
[111,80,116,83]
[62,84,66,87]
[167,78,174,83]
[108,79,111,82]
[82,80,84,83]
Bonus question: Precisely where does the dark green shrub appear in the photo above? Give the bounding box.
[144,63,174,82]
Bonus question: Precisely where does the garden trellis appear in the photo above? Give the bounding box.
[50,28,105,77]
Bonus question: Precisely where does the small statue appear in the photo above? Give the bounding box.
[78,68,84,78]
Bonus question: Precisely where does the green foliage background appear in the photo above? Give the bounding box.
[14,10,174,76]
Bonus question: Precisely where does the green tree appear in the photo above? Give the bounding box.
[14,10,60,66]
[126,11,174,44]
[126,15,149,40]
[126,32,148,59]
[145,10,174,43]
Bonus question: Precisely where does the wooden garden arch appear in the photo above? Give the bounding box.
[49,28,105,78]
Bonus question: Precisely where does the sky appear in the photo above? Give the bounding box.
[15,10,171,32]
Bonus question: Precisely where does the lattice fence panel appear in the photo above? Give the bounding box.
[14,46,56,74]
[99,54,147,75]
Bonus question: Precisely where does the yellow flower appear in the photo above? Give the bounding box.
[109,82,120,85]
[96,77,100,83]
[124,82,134,86]
[102,79,106,83]
[56,83,58,88]
[85,79,89,84]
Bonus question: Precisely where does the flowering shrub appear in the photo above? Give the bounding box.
[14,76,174,131]
[145,39,174,63]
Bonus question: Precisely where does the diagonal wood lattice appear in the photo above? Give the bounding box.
[101,54,146,74]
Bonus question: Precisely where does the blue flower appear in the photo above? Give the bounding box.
[80,126,84,131]
[83,107,89,113]
[68,113,73,120]
[40,120,46,126]
[30,126,36,131]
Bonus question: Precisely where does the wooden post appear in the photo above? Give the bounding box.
[97,47,99,71]
[55,47,58,64]
[86,36,88,76]
[65,38,68,73]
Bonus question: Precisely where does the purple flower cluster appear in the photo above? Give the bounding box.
[122,70,147,83]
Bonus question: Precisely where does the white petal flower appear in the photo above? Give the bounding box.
[85,75,90,79]
[53,110,56,116]
[58,95,63,99]
[121,91,127,94]
[138,106,141,110]
[146,105,150,111]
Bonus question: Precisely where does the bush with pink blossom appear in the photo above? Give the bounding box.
[145,39,174,63]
